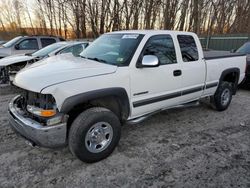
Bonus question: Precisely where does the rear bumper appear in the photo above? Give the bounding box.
[8,95,67,148]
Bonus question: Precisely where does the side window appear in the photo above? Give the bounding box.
[60,44,85,56]
[60,46,74,54]
[41,38,56,47]
[72,44,85,56]
[177,35,199,62]
[18,39,39,50]
[143,35,177,65]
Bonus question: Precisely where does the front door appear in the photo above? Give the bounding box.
[13,38,39,55]
[130,34,183,118]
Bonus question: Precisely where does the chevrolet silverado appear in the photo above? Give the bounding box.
[8,30,246,163]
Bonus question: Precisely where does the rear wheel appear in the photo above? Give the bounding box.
[212,81,233,111]
[69,107,121,163]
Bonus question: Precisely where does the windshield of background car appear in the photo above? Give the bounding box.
[237,42,250,54]
[80,34,144,66]
[3,36,23,48]
[32,42,67,57]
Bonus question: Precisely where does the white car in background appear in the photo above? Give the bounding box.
[0,41,90,84]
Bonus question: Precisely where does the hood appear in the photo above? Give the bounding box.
[14,54,117,92]
[0,54,35,66]
[0,47,11,58]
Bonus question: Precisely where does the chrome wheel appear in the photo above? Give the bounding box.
[221,88,230,106]
[85,122,113,153]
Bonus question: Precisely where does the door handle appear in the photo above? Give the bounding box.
[173,70,182,76]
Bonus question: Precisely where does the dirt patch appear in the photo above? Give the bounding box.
[0,89,250,188]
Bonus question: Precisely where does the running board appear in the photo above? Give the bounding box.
[127,101,200,125]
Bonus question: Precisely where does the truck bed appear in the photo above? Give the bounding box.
[203,50,245,60]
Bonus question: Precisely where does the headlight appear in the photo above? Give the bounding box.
[27,105,56,117]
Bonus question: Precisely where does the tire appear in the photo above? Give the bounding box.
[69,107,121,163]
[212,81,233,111]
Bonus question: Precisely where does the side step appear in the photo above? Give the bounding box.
[127,101,200,125]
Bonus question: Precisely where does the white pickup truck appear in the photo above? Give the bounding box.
[8,30,246,163]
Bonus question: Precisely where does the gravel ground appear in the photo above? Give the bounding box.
[0,87,250,188]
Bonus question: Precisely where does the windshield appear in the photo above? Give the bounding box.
[80,34,144,66]
[3,36,23,48]
[237,42,250,54]
[32,42,67,57]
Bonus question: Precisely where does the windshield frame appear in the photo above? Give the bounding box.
[3,36,23,48]
[80,33,144,66]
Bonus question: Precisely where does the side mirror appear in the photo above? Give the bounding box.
[14,44,20,50]
[230,49,236,53]
[141,55,159,67]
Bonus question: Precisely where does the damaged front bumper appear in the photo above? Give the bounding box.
[8,95,67,148]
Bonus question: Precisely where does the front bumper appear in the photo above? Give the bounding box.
[8,95,67,148]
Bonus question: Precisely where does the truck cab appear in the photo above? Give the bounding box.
[0,36,65,59]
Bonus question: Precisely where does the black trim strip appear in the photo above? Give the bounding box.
[205,82,218,89]
[133,82,218,108]
[133,91,181,108]
[182,86,203,95]
[133,91,149,96]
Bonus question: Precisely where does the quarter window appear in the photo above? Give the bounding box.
[41,38,56,47]
[142,35,177,65]
[177,35,199,62]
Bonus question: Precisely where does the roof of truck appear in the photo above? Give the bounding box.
[109,30,196,35]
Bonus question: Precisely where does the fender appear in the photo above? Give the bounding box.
[219,67,240,94]
[60,87,130,119]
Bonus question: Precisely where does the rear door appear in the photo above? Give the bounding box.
[176,34,206,102]
[41,38,57,48]
[130,34,183,117]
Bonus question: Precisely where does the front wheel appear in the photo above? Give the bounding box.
[69,107,121,163]
[212,81,233,111]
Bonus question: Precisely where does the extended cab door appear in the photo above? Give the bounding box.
[176,34,206,102]
[130,34,183,117]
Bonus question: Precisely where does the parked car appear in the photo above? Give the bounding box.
[236,42,250,85]
[9,30,246,163]
[0,41,90,84]
[0,35,65,59]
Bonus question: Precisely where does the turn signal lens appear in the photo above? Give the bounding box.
[41,110,56,117]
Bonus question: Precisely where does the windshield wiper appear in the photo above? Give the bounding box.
[87,57,108,63]
[80,56,108,63]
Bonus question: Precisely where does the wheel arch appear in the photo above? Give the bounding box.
[60,87,130,124]
[219,68,240,95]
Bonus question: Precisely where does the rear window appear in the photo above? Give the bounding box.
[177,35,199,62]
[41,38,56,47]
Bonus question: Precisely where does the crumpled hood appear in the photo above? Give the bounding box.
[0,54,35,66]
[14,54,117,92]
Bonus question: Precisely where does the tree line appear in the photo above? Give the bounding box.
[0,0,250,39]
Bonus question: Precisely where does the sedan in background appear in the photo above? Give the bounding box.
[0,41,90,84]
